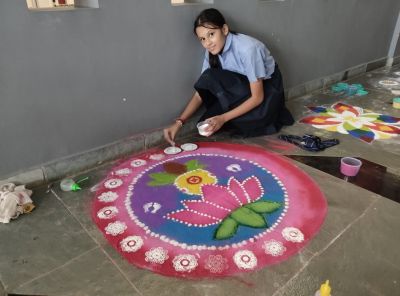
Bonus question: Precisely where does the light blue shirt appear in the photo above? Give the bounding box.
[201,33,275,83]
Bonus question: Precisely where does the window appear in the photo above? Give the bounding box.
[26,0,99,10]
[171,0,213,5]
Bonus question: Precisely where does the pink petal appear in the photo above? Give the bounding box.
[242,176,264,202]
[183,200,230,220]
[201,184,239,211]
[227,177,249,205]
[165,209,220,226]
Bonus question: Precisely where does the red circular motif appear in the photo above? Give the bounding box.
[127,241,136,247]
[180,259,190,267]
[186,176,202,184]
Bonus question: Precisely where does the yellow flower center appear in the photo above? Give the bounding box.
[174,169,217,195]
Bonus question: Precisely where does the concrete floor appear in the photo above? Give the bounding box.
[1,65,400,296]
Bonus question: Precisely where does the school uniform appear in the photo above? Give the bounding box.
[194,32,294,137]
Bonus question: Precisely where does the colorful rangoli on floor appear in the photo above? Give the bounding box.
[300,102,400,143]
[92,142,327,278]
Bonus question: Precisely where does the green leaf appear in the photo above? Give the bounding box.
[343,122,356,131]
[185,159,205,171]
[245,201,282,214]
[230,207,267,228]
[214,217,238,240]
[147,181,167,186]
[147,172,176,186]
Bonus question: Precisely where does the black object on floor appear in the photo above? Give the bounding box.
[279,134,339,152]
[286,155,400,204]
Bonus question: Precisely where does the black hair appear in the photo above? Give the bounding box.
[193,8,237,69]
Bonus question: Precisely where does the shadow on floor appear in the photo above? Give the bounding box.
[286,155,400,203]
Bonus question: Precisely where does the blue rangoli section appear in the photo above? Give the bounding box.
[128,155,286,247]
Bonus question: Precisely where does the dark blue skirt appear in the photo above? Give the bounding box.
[194,65,294,137]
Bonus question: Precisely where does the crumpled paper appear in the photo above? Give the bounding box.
[0,183,35,223]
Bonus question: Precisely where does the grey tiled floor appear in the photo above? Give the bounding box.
[1,66,400,296]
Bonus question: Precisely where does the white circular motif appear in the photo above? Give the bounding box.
[145,247,169,264]
[282,227,304,243]
[149,154,165,160]
[263,240,286,257]
[97,191,119,202]
[130,159,147,167]
[226,164,242,172]
[164,146,182,155]
[97,206,118,219]
[172,254,198,272]
[233,250,257,270]
[378,80,399,87]
[114,168,132,176]
[105,221,127,236]
[180,143,198,151]
[120,236,143,253]
[204,255,228,273]
[104,178,123,189]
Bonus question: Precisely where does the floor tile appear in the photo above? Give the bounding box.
[346,71,400,94]
[0,187,97,292]
[0,281,5,296]
[277,197,400,296]
[292,162,378,236]
[114,250,313,296]
[11,248,141,296]
[51,163,116,245]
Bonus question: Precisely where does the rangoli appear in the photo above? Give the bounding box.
[92,142,327,278]
[300,102,400,143]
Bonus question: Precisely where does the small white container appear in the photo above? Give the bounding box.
[60,178,77,192]
[197,121,211,137]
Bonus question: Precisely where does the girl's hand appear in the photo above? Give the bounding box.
[163,122,182,146]
[205,115,226,136]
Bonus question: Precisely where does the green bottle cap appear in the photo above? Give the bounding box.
[71,183,82,191]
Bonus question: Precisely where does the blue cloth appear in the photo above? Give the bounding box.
[201,33,275,82]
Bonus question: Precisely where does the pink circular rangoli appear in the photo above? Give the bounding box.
[92,142,327,278]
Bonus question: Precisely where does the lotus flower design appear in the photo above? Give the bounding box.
[165,176,282,240]
[300,102,400,143]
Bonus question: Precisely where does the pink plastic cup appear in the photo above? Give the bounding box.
[340,157,362,177]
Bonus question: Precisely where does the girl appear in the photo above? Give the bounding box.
[164,8,294,145]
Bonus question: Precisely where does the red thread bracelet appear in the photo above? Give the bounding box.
[175,118,185,126]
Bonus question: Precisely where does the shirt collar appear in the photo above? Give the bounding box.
[221,32,233,55]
